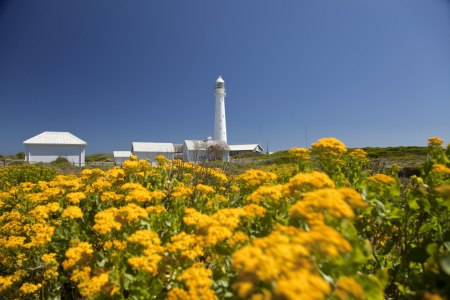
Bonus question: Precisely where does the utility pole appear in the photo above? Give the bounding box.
[266,136,269,155]
[305,125,308,149]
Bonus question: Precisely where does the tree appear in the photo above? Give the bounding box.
[16,152,25,160]
[206,145,226,162]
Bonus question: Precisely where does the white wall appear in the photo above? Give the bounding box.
[183,147,229,163]
[26,144,86,165]
[132,151,174,164]
[114,157,128,165]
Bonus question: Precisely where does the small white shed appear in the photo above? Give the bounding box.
[131,142,175,164]
[23,132,87,166]
[183,140,230,163]
[229,144,264,156]
[113,151,132,166]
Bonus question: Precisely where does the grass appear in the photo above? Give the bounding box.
[85,153,114,162]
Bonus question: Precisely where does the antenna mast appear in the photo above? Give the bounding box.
[305,125,308,149]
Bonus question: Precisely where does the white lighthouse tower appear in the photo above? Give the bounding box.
[214,75,227,142]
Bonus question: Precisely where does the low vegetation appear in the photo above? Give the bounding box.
[0,137,449,299]
[85,153,114,163]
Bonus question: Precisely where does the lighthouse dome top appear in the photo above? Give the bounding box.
[215,75,225,89]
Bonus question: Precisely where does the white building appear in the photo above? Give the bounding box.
[214,76,227,142]
[113,151,132,165]
[183,138,230,163]
[23,131,87,165]
[131,142,175,163]
[229,144,264,156]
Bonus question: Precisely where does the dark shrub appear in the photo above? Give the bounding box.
[398,167,421,178]
[16,152,25,160]
[53,156,71,165]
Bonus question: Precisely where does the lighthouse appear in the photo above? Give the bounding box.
[214,75,227,142]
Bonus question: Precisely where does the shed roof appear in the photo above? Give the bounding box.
[23,131,87,145]
[113,151,132,158]
[132,142,175,153]
[184,140,230,151]
[228,144,263,151]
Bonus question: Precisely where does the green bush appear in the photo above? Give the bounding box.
[16,152,25,160]
[53,156,71,165]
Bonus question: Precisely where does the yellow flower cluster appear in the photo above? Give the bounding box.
[167,263,216,300]
[232,224,352,299]
[312,137,347,157]
[366,174,396,184]
[195,184,216,195]
[428,137,443,148]
[238,170,278,188]
[92,204,148,234]
[285,171,335,194]
[288,147,311,160]
[334,277,366,299]
[246,184,287,204]
[62,242,94,270]
[71,267,119,297]
[172,186,193,199]
[61,206,84,219]
[66,192,86,204]
[184,205,265,247]
[350,148,367,158]
[432,164,450,174]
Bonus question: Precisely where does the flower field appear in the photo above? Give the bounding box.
[0,137,449,299]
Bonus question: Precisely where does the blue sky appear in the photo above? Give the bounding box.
[1,0,449,155]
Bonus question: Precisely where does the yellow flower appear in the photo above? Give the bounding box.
[19,282,42,294]
[246,184,287,204]
[238,170,278,188]
[290,188,355,222]
[167,263,216,300]
[334,277,366,300]
[312,137,347,157]
[432,164,450,174]
[130,155,138,161]
[285,171,335,195]
[62,242,93,270]
[349,149,367,158]
[195,184,216,195]
[338,187,367,208]
[366,174,396,184]
[428,137,443,148]
[62,206,84,219]
[66,192,86,204]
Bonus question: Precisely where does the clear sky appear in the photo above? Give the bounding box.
[1,0,449,155]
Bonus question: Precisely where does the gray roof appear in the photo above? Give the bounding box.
[132,142,175,153]
[184,140,230,151]
[23,131,87,145]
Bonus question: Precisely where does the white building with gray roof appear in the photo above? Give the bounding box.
[183,137,230,163]
[131,142,175,163]
[23,131,87,165]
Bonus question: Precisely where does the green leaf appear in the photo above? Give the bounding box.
[444,242,450,251]
[426,243,439,256]
[380,239,396,256]
[407,246,429,264]
[356,275,384,300]
[440,255,450,276]
[376,269,389,289]
[123,273,135,290]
